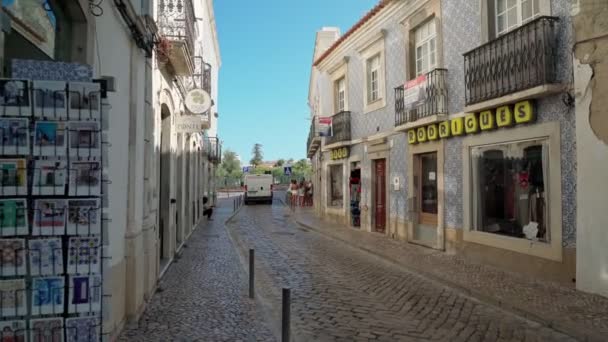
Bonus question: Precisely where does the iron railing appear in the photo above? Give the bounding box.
[207,137,221,164]
[157,0,196,57]
[325,111,351,145]
[307,116,318,157]
[464,16,559,106]
[203,63,212,94]
[394,68,448,126]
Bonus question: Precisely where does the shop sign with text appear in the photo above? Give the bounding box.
[330,147,349,160]
[408,100,535,144]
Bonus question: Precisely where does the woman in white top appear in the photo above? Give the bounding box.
[298,180,306,206]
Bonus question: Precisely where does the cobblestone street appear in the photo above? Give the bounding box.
[226,201,577,342]
[118,200,275,342]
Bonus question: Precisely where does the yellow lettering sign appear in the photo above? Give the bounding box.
[427,124,438,141]
[438,121,451,138]
[417,126,427,143]
[451,117,464,136]
[464,113,479,134]
[479,110,495,130]
[496,106,513,127]
[408,130,417,144]
[514,100,534,124]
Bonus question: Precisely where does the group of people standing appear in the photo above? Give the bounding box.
[287,179,313,207]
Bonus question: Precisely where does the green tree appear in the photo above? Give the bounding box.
[292,158,312,181]
[250,143,263,167]
[218,149,243,188]
[274,159,286,167]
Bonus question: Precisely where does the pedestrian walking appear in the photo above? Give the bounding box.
[203,196,214,220]
[298,179,306,206]
[305,180,313,206]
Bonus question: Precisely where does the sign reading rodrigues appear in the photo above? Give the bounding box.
[330,147,349,160]
[185,88,212,115]
[408,100,535,144]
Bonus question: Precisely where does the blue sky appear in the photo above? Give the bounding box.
[215,0,377,164]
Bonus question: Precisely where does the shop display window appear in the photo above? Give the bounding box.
[328,164,343,207]
[471,138,548,242]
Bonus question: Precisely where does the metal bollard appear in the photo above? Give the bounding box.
[249,249,255,299]
[282,288,291,342]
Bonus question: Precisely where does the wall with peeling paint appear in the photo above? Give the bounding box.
[573,0,608,298]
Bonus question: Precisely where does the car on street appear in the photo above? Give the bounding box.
[244,174,273,204]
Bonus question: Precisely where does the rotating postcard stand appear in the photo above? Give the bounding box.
[0,79,106,342]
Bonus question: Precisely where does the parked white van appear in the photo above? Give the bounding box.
[244,174,274,204]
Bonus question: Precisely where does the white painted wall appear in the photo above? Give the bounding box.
[574,58,608,298]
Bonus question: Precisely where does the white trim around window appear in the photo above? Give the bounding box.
[330,61,349,114]
[359,32,387,114]
[462,121,563,261]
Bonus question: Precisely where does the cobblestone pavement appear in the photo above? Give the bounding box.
[226,202,577,342]
[292,207,608,342]
[118,200,276,342]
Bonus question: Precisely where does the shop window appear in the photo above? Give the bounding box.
[471,138,548,242]
[328,164,343,207]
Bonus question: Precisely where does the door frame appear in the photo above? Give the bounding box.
[367,149,389,235]
[372,158,388,233]
[407,140,445,250]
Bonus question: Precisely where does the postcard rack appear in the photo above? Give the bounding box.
[0,78,105,341]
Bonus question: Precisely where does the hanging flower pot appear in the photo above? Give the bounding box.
[156,37,173,64]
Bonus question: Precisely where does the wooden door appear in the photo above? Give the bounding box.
[374,159,386,232]
[418,152,438,226]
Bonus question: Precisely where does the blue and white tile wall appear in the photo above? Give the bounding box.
[440,0,576,246]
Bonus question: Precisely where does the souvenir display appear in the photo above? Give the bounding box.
[0,199,28,236]
[0,279,27,317]
[0,79,30,116]
[31,277,64,315]
[67,236,100,274]
[68,161,101,196]
[29,238,63,276]
[30,317,64,342]
[0,239,26,276]
[32,159,67,196]
[0,320,26,341]
[66,316,100,342]
[32,199,67,236]
[0,160,27,196]
[69,122,101,158]
[0,118,29,155]
[68,275,101,314]
[67,199,100,235]
[34,121,67,156]
[33,80,68,118]
[68,83,100,120]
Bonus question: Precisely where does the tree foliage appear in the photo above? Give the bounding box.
[217,149,242,188]
[250,143,263,166]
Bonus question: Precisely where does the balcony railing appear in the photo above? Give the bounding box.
[395,68,448,126]
[157,0,196,74]
[207,137,221,164]
[307,116,321,158]
[464,16,559,106]
[325,111,351,146]
[203,63,212,94]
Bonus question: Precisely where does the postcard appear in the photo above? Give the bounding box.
[0,79,30,117]
[67,199,100,235]
[30,317,64,342]
[0,199,28,236]
[67,236,100,274]
[34,122,67,157]
[32,199,67,236]
[68,161,101,196]
[66,316,100,342]
[29,238,63,276]
[68,275,101,314]
[0,320,26,342]
[33,80,68,119]
[68,82,100,120]
[68,122,100,158]
[0,239,26,276]
[32,159,67,196]
[31,277,64,316]
[0,279,27,317]
[0,118,29,155]
[0,159,27,196]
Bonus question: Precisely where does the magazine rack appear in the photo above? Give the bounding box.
[0,79,105,341]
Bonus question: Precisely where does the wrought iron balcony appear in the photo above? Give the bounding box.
[325,111,351,146]
[394,68,448,127]
[203,63,212,94]
[464,16,559,106]
[207,137,221,164]
[157,0,196,75]
[307,116,321,158]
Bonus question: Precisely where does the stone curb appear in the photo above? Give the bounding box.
[291,214,600,342]
[224,203,245,224]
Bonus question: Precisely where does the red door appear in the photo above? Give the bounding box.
[374,159,386,233]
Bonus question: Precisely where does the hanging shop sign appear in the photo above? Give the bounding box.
[318,116,333,137]
[408,100,535,144]
[175,115,205,133]
[330,146,349,160]
[403,74,427,111]
[185,88,212,114]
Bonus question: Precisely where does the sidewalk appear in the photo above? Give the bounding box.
[118,200,275,342]
[291,207,608,342]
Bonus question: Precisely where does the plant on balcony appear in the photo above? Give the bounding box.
[156,36,173,64]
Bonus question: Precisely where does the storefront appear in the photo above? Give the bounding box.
[408,100,565,262]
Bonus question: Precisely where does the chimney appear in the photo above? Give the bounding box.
[313,27,340,61]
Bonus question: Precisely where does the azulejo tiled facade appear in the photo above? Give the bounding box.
[307,0,579,284]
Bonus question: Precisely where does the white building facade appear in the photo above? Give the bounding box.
[0,0,220,338]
